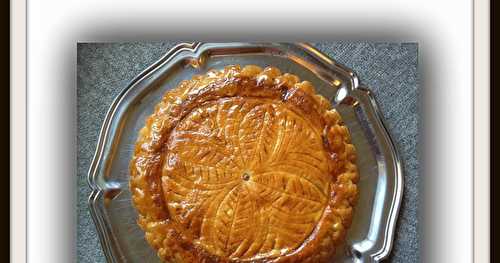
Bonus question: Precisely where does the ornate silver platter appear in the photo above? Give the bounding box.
[87,42,404,262]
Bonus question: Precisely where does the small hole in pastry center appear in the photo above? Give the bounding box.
[242,172,251,181]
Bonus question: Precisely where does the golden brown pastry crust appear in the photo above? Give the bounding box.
[130,65,359,262]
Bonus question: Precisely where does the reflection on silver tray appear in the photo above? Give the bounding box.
[87,42,403,262]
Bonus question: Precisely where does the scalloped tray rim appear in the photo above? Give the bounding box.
[86,42,404,263]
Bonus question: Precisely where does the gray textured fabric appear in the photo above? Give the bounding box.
[77,42,419,262]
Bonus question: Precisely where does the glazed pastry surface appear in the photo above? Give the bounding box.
[130,65,359,262]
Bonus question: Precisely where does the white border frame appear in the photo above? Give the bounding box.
[10,0,489,262]
[473,0,490,261]
[10,0,26,262]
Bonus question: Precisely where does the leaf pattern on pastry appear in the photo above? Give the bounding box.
[163,98,331,259]
[130,65,359,263]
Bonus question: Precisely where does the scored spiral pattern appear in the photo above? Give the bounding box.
[130,65,359,262]
[165,98,329,258]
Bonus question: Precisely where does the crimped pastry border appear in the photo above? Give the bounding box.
[129,65,359,262]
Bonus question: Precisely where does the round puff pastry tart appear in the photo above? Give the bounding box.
[130,65,359,262]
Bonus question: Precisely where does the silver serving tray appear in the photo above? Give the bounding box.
[87,42,403,263]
